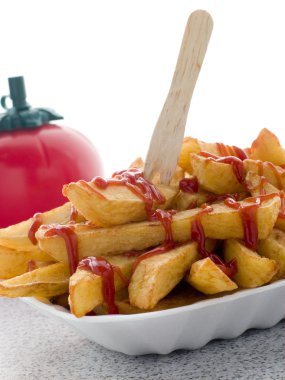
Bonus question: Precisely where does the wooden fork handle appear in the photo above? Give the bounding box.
[144,10,213,184]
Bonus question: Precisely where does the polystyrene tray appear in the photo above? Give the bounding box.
[22,279,285,355]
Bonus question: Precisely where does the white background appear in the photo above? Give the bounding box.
[1,0,285,175]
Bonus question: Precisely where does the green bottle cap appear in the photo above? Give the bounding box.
[0,76,63,131]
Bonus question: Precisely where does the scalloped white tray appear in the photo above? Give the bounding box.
[22,280,285,355]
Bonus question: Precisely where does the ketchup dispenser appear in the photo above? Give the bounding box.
[0,76,103,227]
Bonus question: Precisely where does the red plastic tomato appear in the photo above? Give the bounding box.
[0,124,103,227]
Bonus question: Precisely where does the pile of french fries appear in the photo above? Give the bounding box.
[1,127,285,317]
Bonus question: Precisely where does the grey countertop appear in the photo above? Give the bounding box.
[0,298,284,380]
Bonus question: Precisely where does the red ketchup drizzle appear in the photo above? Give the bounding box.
[224,197,258,250]
[257,160,264,176]
[150,209,176,244]
[132,245,173,272]
[123,250,144,258]
[216,142,231,157]
[27,260,37,272]
[232,146,248,161]
[216,143,248,161]
[191,206,213,258]
[224,193,278,251]
[78,180,106,200]
[199,151,219,159]
[132,209,175,271]
[78,256,118,314]
[187,200,198,210]
[179,177,199,193]
[258,177,267,196]
[92,169,166,218]
[92,176,108,189]
[45,226,78,275]
[199,152,246,189]
[191,205,237,277]
[70,205,78,223]
[216,157,245,186]
[28,213,43,245]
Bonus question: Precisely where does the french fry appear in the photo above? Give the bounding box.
[245,171,285,232]
[244,159,285,190]
[249,128,285,166]
[178,137,247,174]
[69,255,135,317]
[172,189,210,211]
[129,157,184,187]
[191,152,285,194]
[0,245,54,279]
[36,195,280,265]
[172,189,248,211]
[178,137,220,174]
[0,263,69,298]
[258,229,285,280]
[0,202,84,252]
[224,239,278,288]
[128,243,198,309]
[246,171,278,197]
[63,180,178,227]
[190,153,244,194]
[186,257,237,294]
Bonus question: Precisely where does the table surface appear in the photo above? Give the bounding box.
[0,298,284,380]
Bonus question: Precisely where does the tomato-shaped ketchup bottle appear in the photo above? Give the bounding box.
[0,76,103,227]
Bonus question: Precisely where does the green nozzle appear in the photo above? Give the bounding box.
[8,76,30,111]
[0,76,63,132]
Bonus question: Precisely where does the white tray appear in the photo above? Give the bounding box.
[22,279,285,355]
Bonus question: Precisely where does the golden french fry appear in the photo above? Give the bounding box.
[224,239,278,288]
[0,245,54,279]
[186,257,237,294]
[0,263,69,298]
[178,137,221,174]
[63,180,178,227]
[178,137,203,173]
[190,154,244,194]
[69,255,135,317]
[245,171,285,232]
[37,195,280,265]
[244,159,285,190]
[129,157,184,187]
[246,171,278,197]
[249,128,285,166]
[258,229,285,280]
[128,243,198,309]
[0,202,84,252]
[172,189,248,211]
[172,189,209,211]
[178,137,247,174]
